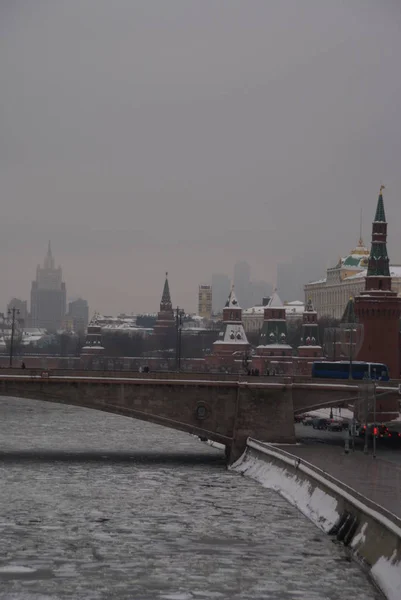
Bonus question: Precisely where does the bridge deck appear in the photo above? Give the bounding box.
[274,443,401,519]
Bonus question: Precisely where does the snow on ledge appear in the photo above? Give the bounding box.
[231,441,401,600]
[231,447,339,533]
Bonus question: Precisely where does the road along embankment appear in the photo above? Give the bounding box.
[231,439,401,600]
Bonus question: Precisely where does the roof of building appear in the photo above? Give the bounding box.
[214,323,249,345]
[161,272,172,306]
[307,265,401,286]
[268,289,283,308]
[242,301,305,317]
[374,189,386,222]
[224,287,241,309]
[341,297,356,324]
[345,266,401,281]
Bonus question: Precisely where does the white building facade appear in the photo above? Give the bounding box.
[304,237,401,319]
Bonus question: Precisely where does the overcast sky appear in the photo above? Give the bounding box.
[1,0,401,314]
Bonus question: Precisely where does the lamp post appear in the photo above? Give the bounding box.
[175,307,184,371]
[8,306,20,368]
[349,325,353,380]
[373,381,377,459]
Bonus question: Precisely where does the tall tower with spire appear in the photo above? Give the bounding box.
[153,272,175,337]
[354,188,401,377]
[30,242,66,332]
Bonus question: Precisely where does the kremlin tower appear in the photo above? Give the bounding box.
[354,187,401,377]
[207,287,250,370]
[253,290,293,374]
[153,273,175,337]
[296,298,323,374]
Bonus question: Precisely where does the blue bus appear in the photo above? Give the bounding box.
[311,361,389,381]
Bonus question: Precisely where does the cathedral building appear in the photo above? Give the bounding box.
[30,242,67,332]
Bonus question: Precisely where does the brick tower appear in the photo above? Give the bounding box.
[154,272,175,337]
[354,187,401,377]
[207,287,250,371]
[253,290,293,374]
[297,298,323,366]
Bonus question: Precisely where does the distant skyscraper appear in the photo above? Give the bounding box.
[198,285,212,319]
[30,242,66,332]
[233,261,251,308]
[276,262,300,303]
[249,280,273,307]
[68,298,89,333]
[211,273,231,314]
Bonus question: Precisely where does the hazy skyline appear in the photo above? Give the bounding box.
[2,1,401,314]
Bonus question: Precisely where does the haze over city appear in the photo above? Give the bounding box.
[2,0,401,314]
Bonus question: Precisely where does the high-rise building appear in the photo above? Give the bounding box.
[211,273,231,314]
[233,261,251,308]
[249,280,273,307]
[68,298,89,333]
[30,242,66,332]
[198,285,212,319]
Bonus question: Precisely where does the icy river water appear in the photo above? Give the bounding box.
[0,397,382,600]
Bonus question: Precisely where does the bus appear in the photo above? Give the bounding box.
[311,361,389,381]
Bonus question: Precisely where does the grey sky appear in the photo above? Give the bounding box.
[1,0,401,314]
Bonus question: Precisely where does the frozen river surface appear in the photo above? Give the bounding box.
[0,396,382,600]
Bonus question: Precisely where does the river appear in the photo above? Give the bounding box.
[0,396,382,599]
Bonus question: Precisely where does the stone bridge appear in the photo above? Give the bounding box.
[0,372,399,462]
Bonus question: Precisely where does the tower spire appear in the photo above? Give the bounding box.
[366,186,390,284]
[354,186,401,379]
[161,272,172,309]
[358,208,364,246]
[44,240,55,269]
[374,185,386,222]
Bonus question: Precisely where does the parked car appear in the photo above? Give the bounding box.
[302,416,314,426]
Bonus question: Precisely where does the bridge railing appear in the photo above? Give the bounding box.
[0,368,289,383]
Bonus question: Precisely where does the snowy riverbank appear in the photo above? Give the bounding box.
[231,441,401,600]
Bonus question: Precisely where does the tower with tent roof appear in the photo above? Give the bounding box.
[207,287,250,371]
[153,272,176,338]
[295,298,323,374]
[252,290,293,374]
[354,187,401,377]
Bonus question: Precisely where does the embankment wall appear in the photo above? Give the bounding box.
[232,439,401,600]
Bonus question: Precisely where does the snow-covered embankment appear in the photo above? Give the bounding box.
[230,439,401,600]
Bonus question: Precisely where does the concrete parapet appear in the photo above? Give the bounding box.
[232,439,401,600]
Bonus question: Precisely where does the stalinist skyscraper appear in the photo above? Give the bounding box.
[30,242,66,332]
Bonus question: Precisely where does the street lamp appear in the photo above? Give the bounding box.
[8,306,20,368]
[175,306,185,371]
[349,325,353,380]
[373,381,377,459]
